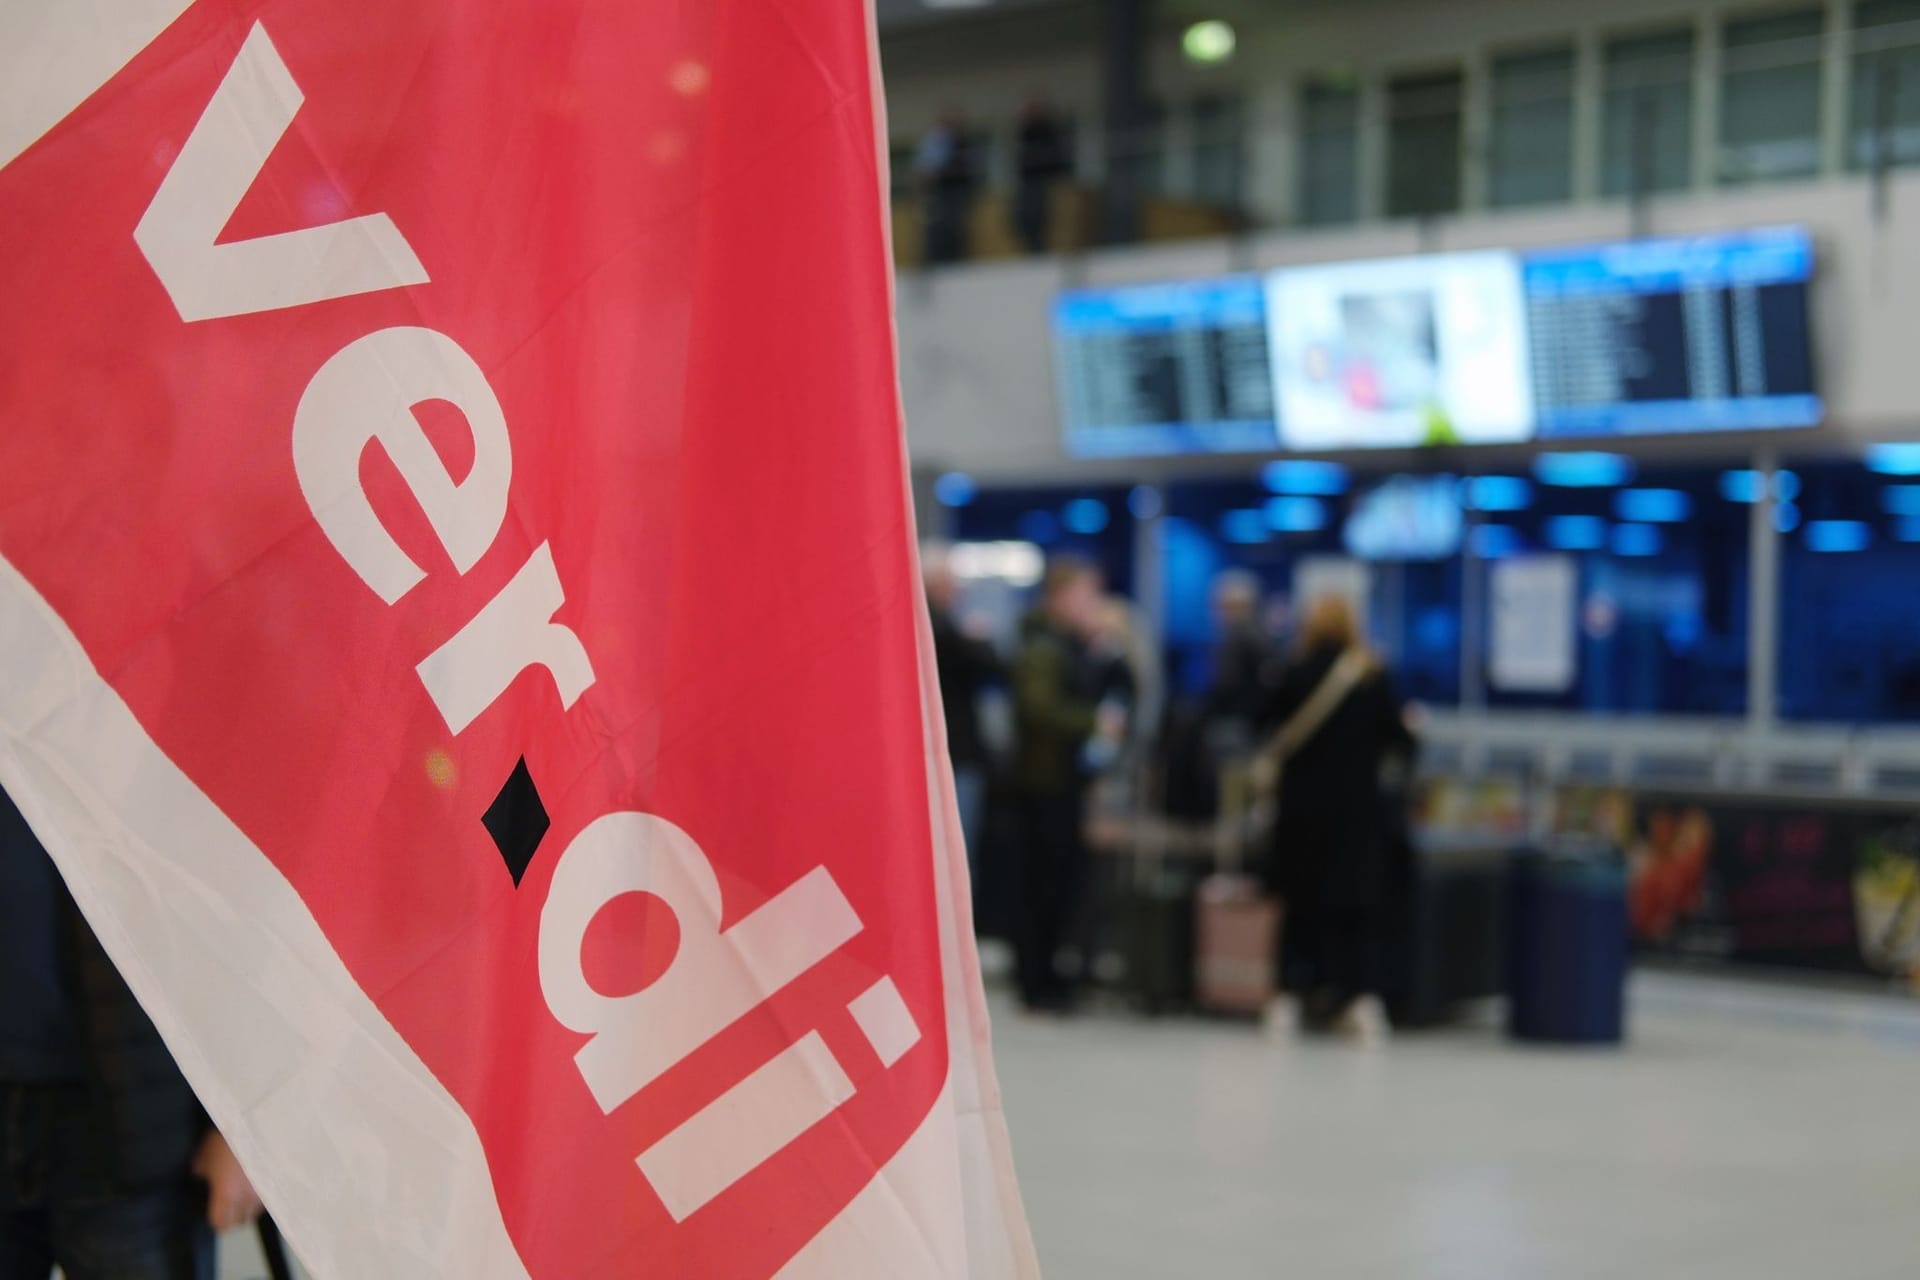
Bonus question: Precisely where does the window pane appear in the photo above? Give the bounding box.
[1778,462,1920,722]
[1476,468,1749,715]
[1112,100,1169,205]
[1299,81,1360,225]
[1719,9,1826,185]
[1850,0,1920,169]
[1602,28,1697,195]
[1489,46,1575,207]
[1192,94,1245,208]
[1387,70,1464,218]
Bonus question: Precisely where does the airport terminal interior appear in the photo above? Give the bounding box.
[887,0,1920,1274]
[35,0,1920,1274]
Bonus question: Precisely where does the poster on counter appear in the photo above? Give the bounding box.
[1490,556,1578,694]
[1552,786,1920,987]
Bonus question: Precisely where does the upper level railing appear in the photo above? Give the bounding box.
[886,11,1920,269]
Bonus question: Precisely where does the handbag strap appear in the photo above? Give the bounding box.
[1270,648,1373,763]
[1229,649,1374,874]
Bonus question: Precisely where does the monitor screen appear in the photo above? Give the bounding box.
[1053,277,1278,458]
[1523,226,1820,437]
[1265,250,1535,450]
[1343,474,1465,561]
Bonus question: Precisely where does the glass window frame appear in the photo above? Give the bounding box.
[1298,77,1362,227]
[1717,6,1828,187]
[1600,25,1699,197]
[1487,43,1579,208]
[1386,67,1466,219]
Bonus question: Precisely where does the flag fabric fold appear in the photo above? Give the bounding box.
[0,1,1037,1274]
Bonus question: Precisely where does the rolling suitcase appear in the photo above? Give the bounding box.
[1193,873,1280,1015]
[1087,779,1198,1015]
[1192,762,1280,1016]
[1120,858,1196,1015]
[1508,842,1628,1044]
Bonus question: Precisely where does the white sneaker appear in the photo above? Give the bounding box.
[1261,994,1302,1042]
[1333,995,1390,1048]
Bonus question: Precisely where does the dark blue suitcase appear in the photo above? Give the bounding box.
[1507,843,1628,1044]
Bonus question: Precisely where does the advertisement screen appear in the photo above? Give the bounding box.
[1054,277,1279,457]
[1265,251,1535,450]
[1524,227,1820,437]
[1343,474,1465,561]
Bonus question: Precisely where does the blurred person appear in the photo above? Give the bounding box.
[1161,573,1273,822]
[1011,556,1120,1012]
[1081,597,1142,776]
[1254,595,1415,1046]
[924,544,1002,898]
[1206,570,1275,743]
[914,111,978,266]
[1013,97,1073,254]
[1,785,261,1280]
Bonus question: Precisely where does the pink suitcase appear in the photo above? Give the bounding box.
[1193,872,1281,1015]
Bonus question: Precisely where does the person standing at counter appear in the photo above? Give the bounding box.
[1011,556,1122,1013]
[1255,596,1416,1045]
[924,544,1002,898]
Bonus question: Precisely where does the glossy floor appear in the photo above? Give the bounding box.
[995,972,1920,1280]
[206,971,1918,1279]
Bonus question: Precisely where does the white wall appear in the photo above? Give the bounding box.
[896,173,1920,479]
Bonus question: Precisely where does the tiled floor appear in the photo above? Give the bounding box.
[994,973,1920,1280]
[210,971,1920,1279]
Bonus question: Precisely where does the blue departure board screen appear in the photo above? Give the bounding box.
[1049,228,1820,459]
[1523,227,1819,438]
[1054,277,1279,458]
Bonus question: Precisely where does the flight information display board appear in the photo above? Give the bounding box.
[1054,277,1278,458]
[1524,227,1820,438]
[1049,228,1821,459]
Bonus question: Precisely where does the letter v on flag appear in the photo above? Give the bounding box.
[0,2,1038,1277]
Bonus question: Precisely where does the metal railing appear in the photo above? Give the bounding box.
[888,15,1920,267]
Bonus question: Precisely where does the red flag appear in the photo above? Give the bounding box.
[0,2,1036,1275]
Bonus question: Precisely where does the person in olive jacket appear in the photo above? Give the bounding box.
[1010,556,1121,1012]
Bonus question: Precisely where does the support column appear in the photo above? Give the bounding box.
[1748,449,1782,739]
[1693,10,1722,191]
[1820,0,1852,177]
[1571,25,1605,204]
[1102,0,1153,245]
[1131,487,1168,738]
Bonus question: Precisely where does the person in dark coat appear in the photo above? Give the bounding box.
[1013,98,1073,254]
[1256,595,1415,1044]
[1205,571,1273,729]
[915,112,979,266]
[1010,556,1118,1012]
[1,785,261,1279]
[924,545,1002,895]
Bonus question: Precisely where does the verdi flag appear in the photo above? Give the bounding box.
[0,1,1038,1275]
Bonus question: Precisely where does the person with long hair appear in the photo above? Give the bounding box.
[1255,594,1415,1045]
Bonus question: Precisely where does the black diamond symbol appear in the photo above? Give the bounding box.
[483,757,550,887]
